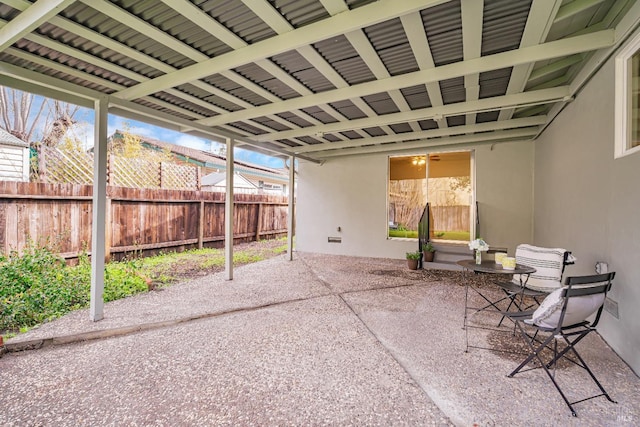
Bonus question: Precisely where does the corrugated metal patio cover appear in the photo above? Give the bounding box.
[0,0,637,160]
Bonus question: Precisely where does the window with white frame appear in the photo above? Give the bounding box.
[615,31,640,158]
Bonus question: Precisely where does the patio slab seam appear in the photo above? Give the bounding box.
[0,292,333,356]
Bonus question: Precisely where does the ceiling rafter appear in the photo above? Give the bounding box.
[499,0,562,121]
[200,30,614,128]
[315,128,539,159]
[160,0,352,143]
[293,116,547,154]
[240,0,371,142]
[0,1,273,128]
[292,45,370,139]
[344,29,421,133]
[58,0,291,138]
[461,0,483,126]
[256,86,569,141]
[400,12,446,129]
[77,0,312,137]
[555,0,608,23]
[528,54,584,82]
[3,47,218,126]
[0,15,289,132]
[0,0,74,51]
[113,0,449,101]
[0,32,320,162]
[158,0,246,49]
[319,0,349,16]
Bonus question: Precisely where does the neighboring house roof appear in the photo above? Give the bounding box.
[109,130,289,184]
[0,128,28,148]
[202,172,258,189]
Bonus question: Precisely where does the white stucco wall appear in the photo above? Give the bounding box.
[297,142,533,260]
[476,142,534,252]
[533,48,640,374]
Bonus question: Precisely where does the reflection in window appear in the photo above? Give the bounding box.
[388,155,427,238]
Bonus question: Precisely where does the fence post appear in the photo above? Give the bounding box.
[255,202,263,241]
[196,166,201,190]
[198,200,204,249]
[104,195,112,262]
[159,162,164,188]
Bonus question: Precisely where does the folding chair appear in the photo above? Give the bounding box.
[494,244,575,323]
[505,272,616,417]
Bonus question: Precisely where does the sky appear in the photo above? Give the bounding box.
[105,115,286,168]
[16,90,285,169]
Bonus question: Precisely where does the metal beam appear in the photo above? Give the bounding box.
[540,0,640,138]
[528,54,584,82]
[499,0,562,121]
[555,0,607,23]
[113,0,449,100]
[159,0,246,49]
[400,12,446,128]
[0,72,94,108]
[345,29,420,132]
[461,0,484,126]
[319,0,349,15]
[260,87,569,141]
[199,30,614,127]
[90,96,108,321]
[241,0,292,34]
[293,116,547,154]
[107,97,322,163]
[316,128,539,158]
[0,0,73,52]
[0,58,321,163]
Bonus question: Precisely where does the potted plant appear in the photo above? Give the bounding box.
[422,242,436,262]
[406,251,421,270]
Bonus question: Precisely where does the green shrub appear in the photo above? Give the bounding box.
[0,244,148,335]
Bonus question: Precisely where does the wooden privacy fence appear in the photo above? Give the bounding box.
[430,205,470,232]
[0,181,289,260]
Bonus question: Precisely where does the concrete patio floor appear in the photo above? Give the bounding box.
[1,252,638,426]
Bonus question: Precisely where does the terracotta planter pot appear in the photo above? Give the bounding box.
[423,251,435,262]
[407,259,419,270]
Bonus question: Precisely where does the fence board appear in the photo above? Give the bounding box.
[0,181,289,259]
[431,205,470,232]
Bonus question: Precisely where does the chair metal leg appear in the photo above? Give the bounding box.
[508,321,554,377]
[557,334,617,405]
[509,321,616,417]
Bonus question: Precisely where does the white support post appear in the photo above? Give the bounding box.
[287,156,295,261]
[90,96,108,321]
[225,137,234,280]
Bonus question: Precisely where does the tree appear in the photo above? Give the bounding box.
[109,124,172,163]
[0,87,45,142]
[0,87,80,147]
[41,101,79,147]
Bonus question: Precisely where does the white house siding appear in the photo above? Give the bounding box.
[533,42,640,375]
[0,146,29,182]
[297,142,534,260]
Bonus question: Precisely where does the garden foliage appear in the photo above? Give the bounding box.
[0,242,147,334]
